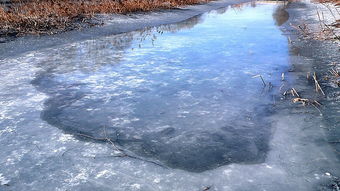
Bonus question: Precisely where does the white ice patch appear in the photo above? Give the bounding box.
[0,126,15,136]
[176,90,192,97]
[0,174,10,185]
[58,134,78,143]
[153,178,161,183]
[223,169,233,176]
[109,117,132,126]
[95,170,116,179]
[265,164,273,169]
[53,147,66,153]
[131,183,141,190]
[0,109,14,121]
[64,168,89,186]
[5,149,30,165]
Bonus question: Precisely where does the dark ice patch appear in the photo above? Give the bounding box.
[37,78,271,172]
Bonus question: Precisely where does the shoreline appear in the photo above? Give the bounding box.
[0,0,250,60]
[275,1,340,188]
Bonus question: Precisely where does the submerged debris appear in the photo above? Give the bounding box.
[291,97,323,115]
[292,97,321,106]
[202,186,212,191]
[252,74,267,86]
[282,87,301,98]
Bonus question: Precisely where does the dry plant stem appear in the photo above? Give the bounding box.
[75,133,107,141]
[279,83,285,92]
[316,8,340,39]
[292,88,300,97]
[311,103,322,115]
[314,100,322,106]
[290,22,311,37]
[75,130,167,168]
[283,88,299,97]
[329,68,339,77]
[317,9,324,30]
[292,98,323,114]
[313,72,326,95]
[321,2,337,20]
[288,36,292,44]
[103,125,124,153]
[292,98,309,104]
[252,74,266,86]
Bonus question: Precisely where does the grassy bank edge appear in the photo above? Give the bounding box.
[0,0,210,37]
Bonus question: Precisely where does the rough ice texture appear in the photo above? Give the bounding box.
[30,4,288,172]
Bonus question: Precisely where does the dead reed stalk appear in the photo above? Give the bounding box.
[252,74,266,86]
[312,72,326,95]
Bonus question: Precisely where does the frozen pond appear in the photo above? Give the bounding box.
[33,3,289,172]
[0,2,338,191]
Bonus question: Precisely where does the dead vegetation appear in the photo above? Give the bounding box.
[290,0,340,40]
[315,7,340,40]
[281,86,323,114]
[72,125,168,168]
[252,74,267,86]
[311,72,326,95]
[281,63,339,115]
[315,0,340,5]
[0,0,209,36]
[326,63,340,87]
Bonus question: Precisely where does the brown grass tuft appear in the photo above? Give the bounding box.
[0,0,210,36]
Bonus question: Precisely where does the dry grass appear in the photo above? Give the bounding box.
[0,0,209,36]
[316,0,340,5]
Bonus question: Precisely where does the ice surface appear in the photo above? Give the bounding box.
[31,3,289,172]
[0,2,338,191]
